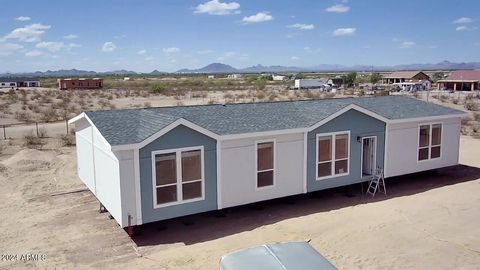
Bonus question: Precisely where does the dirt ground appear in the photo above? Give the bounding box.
[0,135,479,269]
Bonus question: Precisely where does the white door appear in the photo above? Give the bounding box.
[362,137,377,177]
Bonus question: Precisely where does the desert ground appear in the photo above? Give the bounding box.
[0,134,479,269]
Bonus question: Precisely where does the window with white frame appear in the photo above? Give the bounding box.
[316,132,349,180]
[256,141,274,188]
[153,147,204,207]
[418,123,442,161]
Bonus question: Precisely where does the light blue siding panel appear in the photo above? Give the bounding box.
[307,109,385,191]
[139,125,217,223]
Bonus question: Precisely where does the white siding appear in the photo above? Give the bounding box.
[74,119,127,227]
[385,117,461,178]
[220,133,305,208]
[75,119,96,193]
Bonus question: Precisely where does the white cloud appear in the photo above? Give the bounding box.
[333,28,356,36]
[35,41,65,52]
[145,56,154,61]
[400,41,416,48]
[194,0,240,15]
[453,17,473,24]
[326,4,350,13]
[0,42,23,56]
[455,25,476,31]
[3,23,51,42]
[170,59,177,63]
[290,56,299,60]
[64,34,78,40]
[163,47,180,53]
[304,46,321,53]
[15,16,31,21]
[197,49,214,54]
[67,43,81,49]
[114,34,127,39]
[137,49,147,55]
[25,50,44,57]
[287,23,315,30]
[102,41,117,52]
[242,12,274,24]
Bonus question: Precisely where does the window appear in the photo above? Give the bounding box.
[316,132,350,180]
[152,147,204,207]
[256,141,274,188]
[418,123,442,161]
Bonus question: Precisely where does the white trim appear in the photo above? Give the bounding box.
[216,140,223,209]
[302,132,308,193]
[315,131,351,181]
[151,146,206,209]
[360,136,377,179]
[69,113,113,151]
[254,139,276,190]
[389,114,466,124]
[133,149,142,225]
[111,118,220,151]
[384,123,389,177]
[417,122,443,163]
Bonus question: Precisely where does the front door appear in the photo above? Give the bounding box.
[362,137,377,177]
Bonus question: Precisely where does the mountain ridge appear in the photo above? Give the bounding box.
[1,61,479,77]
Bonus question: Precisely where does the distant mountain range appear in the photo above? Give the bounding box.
[1,61,479,77]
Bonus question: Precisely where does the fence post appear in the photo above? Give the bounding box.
[2,125,5,140]
[66,119,69,135]
[36,122,39,137]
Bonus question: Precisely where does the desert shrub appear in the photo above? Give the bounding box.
[465,101,479,111]
[461,117,472,126]
[304,90,320,99]
[38,128,48,138]
[255,92,266,100]
[14,111,33,122]
[60,134,75,146]
[151,84,168,94]
[474,112,480,122]
[144,102,152,108]
[24,133,44,149]
[40,108,58,122]
[452,98,460,105]
[268,93,278,101]
[223,92,234,99]
[438,95,449,103]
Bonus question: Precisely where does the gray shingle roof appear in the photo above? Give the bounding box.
[85,95,464,146]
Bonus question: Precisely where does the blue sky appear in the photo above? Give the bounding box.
[0,0,479,72]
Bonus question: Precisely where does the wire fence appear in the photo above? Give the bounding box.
[1,119,71,139]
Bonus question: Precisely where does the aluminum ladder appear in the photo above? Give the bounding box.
[366,167,386,197]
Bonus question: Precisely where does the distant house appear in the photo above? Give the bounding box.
[0,77,41,88]
[382,71,431,84]
[207,75,215,79]
[294,79,327,89]
[227,74,242,80]
[327,77,344,87]
[272,75,287,81]
[437,70,480,91]
[58,78,103,90]
[123,77,133,81]
[68,96,466,228]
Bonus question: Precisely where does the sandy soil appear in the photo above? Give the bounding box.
[0,137,479,269]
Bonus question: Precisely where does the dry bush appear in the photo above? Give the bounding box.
[223,92,234,99]
[255,91,266,100]
[324,92,336,99]
[438,95,449,103]
[38,128,48,138]
[465,101,479,111]
[40,108,58,122]
[474,112,480,122]
[452,98,460,105]
[24,133,44,149]
[144,102,152,108]
[461,117,472,126]
[304,90,320,99]
[60,134,75,146]
[14,111,33,122]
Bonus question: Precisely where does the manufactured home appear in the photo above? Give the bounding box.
[68,96,466,228]
[0,77,41,88]
[294,79,327,89]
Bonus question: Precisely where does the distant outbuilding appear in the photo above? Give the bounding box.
[58,78,103,90]
[382,71,431,84]
[0,77,41,88]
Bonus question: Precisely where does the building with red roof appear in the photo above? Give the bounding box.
[438,70,480,91]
